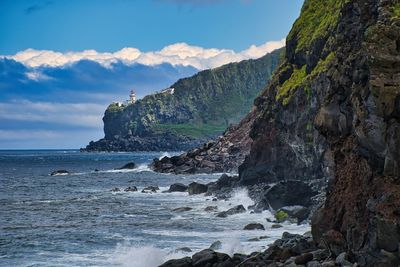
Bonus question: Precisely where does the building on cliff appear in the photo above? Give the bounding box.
[125,89,136,105]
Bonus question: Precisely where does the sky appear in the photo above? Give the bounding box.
[0,0,304,149]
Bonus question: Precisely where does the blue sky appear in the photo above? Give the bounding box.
[0,0,304,149]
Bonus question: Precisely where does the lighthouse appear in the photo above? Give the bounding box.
[128,90,136,104]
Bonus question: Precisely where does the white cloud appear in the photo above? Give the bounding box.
[0,100,106,128]
[1,39,285,70]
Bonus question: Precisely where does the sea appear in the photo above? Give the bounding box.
[0,150,309,267]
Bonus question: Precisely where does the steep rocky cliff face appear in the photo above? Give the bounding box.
[84,49,282,151]
[237,0,400,265]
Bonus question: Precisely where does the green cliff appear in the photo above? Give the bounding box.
[85,48,283,151]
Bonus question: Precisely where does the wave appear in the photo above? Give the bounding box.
[111,244,188,267]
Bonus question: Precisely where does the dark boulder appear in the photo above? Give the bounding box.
[264,180,317,210]
[124,186,137,192]
[159,257,192,267]
[217,205,246,218]
[191,249,231,267]
[188,182,208,195]
[50,170,69,176]
[141,186,159,193]
[243,223,265,230]
[111,187,120,192]
[209,240,222,250]
[168,183,188,192]
[279,205,310,223]
[175,247,192,253]
[117,162,136,170]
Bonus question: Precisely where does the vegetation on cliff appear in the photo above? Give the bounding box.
[86,48,283,151]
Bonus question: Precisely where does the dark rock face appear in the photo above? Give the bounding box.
[279,206,310,224]
[263,181,317,210]
[84,49,282,152]
[233,0,400,265]
[50,170,69,176]
[152,112,255,174]
[216,205,246,218]
[117,162,136,170]
[187,182,208,195]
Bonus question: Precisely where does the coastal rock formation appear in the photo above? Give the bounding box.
[152,112,255,174]
[84,49,282,152]
[236,0,400,265]
[159,0,400,265]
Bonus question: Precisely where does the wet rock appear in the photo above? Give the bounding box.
[271,224,283,229]
[111,187,120,192]
[141,186,159,193]
[264,181,317,210]
[124,186,137,192]
[321,261,336,267]
[216,205,246,218]
[204,206,218,212]
[335,252,352,266]
[50,170,69,176]
[191,249,231,267]
[172,207,192,212]
[159,256,192,267]
[248,237,260,242]
[188,182,208,195]
[243,223,265,230]
[175,247,192,253]
[279,205,310,223]
[307,261,322,267]
[168,183,188,192]
[295,252,314,265]
[209,240,222,250]
[117,162,136,170]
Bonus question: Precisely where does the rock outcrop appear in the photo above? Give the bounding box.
[84,49,282,152]
[152,112,255,174]
[236,0,400,265]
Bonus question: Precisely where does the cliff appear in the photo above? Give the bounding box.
[84,49,282,151]
[237,0,400,265]
[156,0,400,265]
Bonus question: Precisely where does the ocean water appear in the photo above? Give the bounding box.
[0,150,309,267]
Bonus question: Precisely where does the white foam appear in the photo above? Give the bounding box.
[111,244,187,267]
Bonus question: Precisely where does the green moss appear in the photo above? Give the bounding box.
[310,52,336,77]
[276,65,307,104]
[392,3,400,19]
[275,210,289,223]
[288,0,349,52]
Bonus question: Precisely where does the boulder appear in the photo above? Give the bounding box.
[117,162,136,169]
[191,249,231,267]
[141,186,159,193]
[159,257,192,267]
[204,206,218,212]
[168,183,188,192]
[124,186,137,192]
[111,187,120,192]
[175,247,192,253]
[172,207,192,212]
[188,182,208,195]
[279,205,310,223]
[264,180,317,210]
[295,252,314,265]
[216,205,246,218]
[271,224,283,229]
[209,240,222,250]
[50,170,69,176]
[243,223,265,230]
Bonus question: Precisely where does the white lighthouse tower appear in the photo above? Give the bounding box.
[128,89,136,105]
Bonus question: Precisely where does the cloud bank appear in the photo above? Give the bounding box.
[2,39,285,70]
